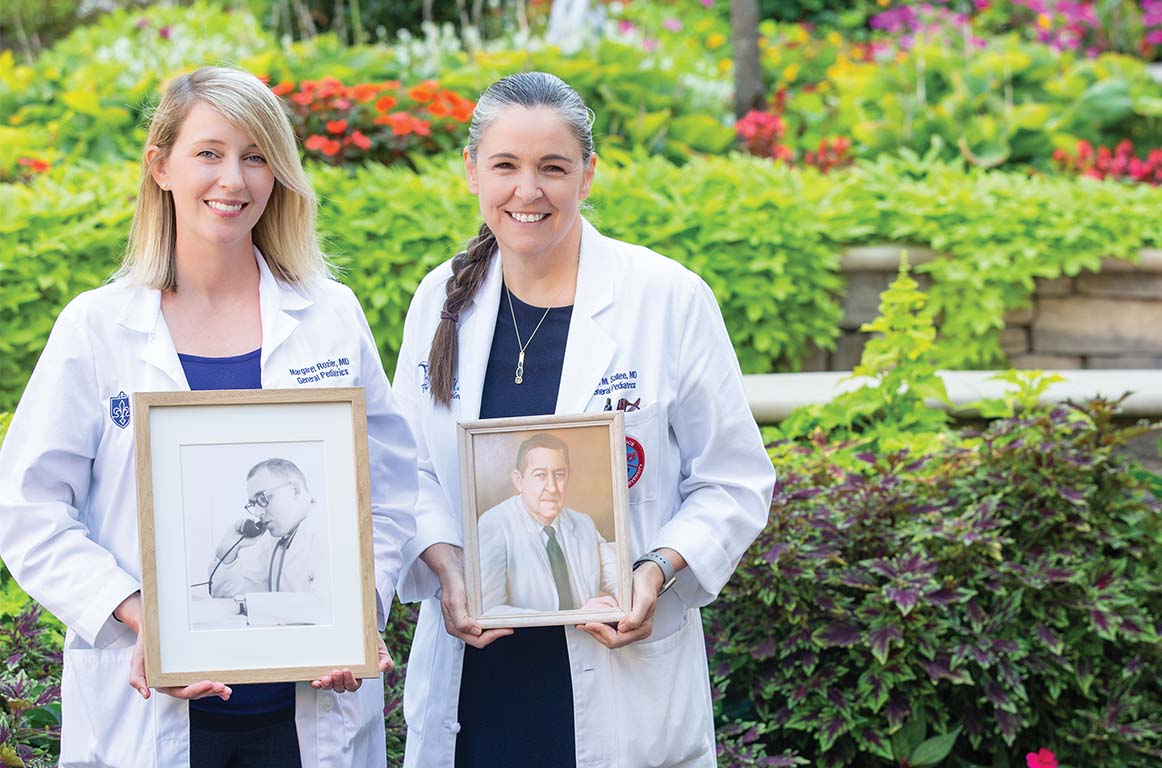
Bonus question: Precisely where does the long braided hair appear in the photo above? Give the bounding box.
[427,72,595,407]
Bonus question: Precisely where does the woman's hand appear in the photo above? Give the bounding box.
[577,561,665,649]
[311,635,393,693]
[118,592,232,702]
[421,543,513,649]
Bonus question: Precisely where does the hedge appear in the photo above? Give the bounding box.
[4,152,1162,411]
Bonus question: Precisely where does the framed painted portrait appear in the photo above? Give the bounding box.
[133,388,379,686]
[458,412,633,629]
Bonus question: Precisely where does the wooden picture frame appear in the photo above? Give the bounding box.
[458,412,632,629]
[133,388,379,686]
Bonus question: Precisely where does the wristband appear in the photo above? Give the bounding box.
[632,550,677,596]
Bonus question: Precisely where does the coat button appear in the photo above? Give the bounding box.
[444,720,461,734]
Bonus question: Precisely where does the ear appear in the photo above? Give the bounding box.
[511,468,523,493]
[578,152,597,202]
[464,146,479,196]
[145,145,169,191]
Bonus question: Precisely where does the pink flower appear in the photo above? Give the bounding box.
[643,37,658,52]
[700,0,715,6]
[618,20,636,35]
[1026,749,1058,768]
[158,26,171,40]
[663,18,683,32]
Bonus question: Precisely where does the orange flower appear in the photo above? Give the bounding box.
[304,134,329,151]
[256,74,271,85]
[352,83,380,102]
[375,94,398,113]
[451,96,475,123]
[291,91,313,106]
[385,112,413,136]
[412,117,431,137]
[427,100,450,118]
[408,80,439,103]
[349,130,372,150]
[322,139,342,157]
[383,80,401,90]
[271,80,295,96]
[17,157,50,173]
[326,119,348,134]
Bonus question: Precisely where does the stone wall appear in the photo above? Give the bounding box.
[806,246,1162,371]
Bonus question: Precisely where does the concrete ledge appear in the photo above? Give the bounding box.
[743,370,1162,423]
[840,246,1162,274]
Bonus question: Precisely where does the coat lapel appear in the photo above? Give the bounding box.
[119,286,188,390]
[257,249,312,374]
[454,253,504,421]
[556,219,615,414]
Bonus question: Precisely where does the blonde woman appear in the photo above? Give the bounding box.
[0,67,417,767]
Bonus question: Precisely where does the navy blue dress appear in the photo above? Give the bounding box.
[179,350,300,765]
[454,288,577,768]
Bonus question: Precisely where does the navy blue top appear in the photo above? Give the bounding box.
[455,286,576,768]
[178,348,296,719]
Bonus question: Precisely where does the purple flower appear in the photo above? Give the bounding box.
[135,17,150,29]
[643,37,658,52]
[618,19,635,35]
[159,26,172,40]
[1147,30,1162,45]
[663,17,683,32]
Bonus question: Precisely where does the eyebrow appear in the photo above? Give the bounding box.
[487,152,575,163]
[192,139,261,151]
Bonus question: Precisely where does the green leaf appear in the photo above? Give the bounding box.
[909,726,962,767]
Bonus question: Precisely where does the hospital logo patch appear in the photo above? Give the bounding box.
[110,391,130,429]
[626,436,645,488]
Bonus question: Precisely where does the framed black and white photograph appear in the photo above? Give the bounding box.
[458,412,632,629]
[134,388,379,686]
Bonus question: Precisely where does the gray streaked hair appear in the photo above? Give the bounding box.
[465,71,595,163]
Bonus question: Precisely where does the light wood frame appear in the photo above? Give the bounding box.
[458,412,632,629]
[134,388,378,686]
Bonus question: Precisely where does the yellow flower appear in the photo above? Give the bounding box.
[765,48,782,64]
[707,32,726,50]
[1036,13,1051,29]
[816,80,831,92]
[789,24,809,43]
[877,0,890,7]
[782,63,800,82]
[826,31,842,47]
[718,58,733,73]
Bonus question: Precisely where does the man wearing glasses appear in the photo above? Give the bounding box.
[203,457,331,627]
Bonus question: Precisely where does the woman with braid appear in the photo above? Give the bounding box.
[392,72,775,767]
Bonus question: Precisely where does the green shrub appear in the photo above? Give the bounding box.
[707,267,1162,766]
[5,152,1162,411]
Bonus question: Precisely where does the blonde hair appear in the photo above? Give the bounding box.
[119,66,328,289]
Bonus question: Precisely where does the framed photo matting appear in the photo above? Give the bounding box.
[458,411,632,629]
[133,387,379,686]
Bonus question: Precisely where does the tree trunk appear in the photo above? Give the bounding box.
[731,0,765,117]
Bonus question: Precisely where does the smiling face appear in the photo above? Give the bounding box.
[465,106,596,266]
[149,101,276,259]
[512,446,571,526]
[245,467,311,538]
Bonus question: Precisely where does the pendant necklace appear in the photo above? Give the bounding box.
[505,263,576,385]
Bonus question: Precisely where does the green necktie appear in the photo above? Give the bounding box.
[543,526,575,610]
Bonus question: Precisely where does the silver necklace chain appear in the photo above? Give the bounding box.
[505,268,575,385]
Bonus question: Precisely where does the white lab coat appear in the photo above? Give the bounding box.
[393,219,776,768]
[0,252,418,767]
[478,497,619,615]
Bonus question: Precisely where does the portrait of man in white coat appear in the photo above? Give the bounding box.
[477,433,619,616]
[190,456,331,629]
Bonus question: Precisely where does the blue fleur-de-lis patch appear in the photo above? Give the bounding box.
[110,391,130,429]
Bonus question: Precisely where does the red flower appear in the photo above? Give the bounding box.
[1026,749,1057,768]
[304,135,328,151]
[271,80,295,96]
[17,157,50,174]
[375,95,398,113]
[349,131,372,150]
[321,139,342,157]
[326,120,348,135]
[291,91,313,106]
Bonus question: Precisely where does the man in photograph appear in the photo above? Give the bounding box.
[478,434,619,615]
[198,457,331,628]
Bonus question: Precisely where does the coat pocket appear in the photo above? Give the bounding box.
[624,402,662,506]
[61,638,156,767]
[611,611,715,767]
